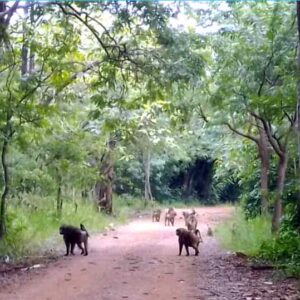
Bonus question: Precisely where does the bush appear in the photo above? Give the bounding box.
[216,208,300,277]
[259,227,300,277]
[215,209,272,256]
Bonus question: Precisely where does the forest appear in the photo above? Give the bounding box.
[0,0,300,291]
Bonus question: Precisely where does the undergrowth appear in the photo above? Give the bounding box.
[216,209,300,277]
[215,208,272,256]
[0,194,148,261]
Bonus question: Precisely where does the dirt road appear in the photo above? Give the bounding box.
[0,206,299,300]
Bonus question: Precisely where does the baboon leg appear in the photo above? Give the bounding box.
[83,241,88,256]
[65,241,70,256]
[194,246,199,256]
[70,242,76,255]
[199,233,203,243]
[77,242,84,254]
[179,242,183,256]
[185,244,190,256]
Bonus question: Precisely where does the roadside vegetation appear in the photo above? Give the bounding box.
[0,1,300,277]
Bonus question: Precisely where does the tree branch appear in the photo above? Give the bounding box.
[0,1,20,25]
[257,52,274,97]
[251,112,283,157]
[58,3,110,58]
[225,122,259,144]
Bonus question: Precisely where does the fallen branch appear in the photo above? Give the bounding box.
[250,264,274,270]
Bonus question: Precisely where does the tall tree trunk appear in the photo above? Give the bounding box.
[296,1,300,230]
[226,121,270,215]
[56,170,62,216]
[97,139,115,214]
[21,5,29,75]
[0,137,9,240]
[143,149,152,202]
[0,2,6,46]
[182,168,196,201]
[272,154,288,233]
[29,3,35,73]
[0,2,19,46]
[0,117,13,240]
[182,171,190,202]
[257,126,269,215]
[187,171,195,197]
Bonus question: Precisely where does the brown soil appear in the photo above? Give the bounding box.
[0,206,299,300]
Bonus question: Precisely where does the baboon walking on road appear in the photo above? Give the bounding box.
[59,224,89,256]
[165,209,177,226]
[152,209,162,222]
[176,228,202,256]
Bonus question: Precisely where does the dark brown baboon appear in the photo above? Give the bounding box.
[59,224,89,256]
[152,209,161,222]
[176,228,201,256]
[165,210,177,226]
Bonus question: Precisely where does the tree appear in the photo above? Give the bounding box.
[197,2,296,230]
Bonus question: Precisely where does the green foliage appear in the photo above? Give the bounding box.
[217,209,300,277]
[257,206,300,277]
[215,209,272,256]
[259,231,300,277]
[0,194,149,260]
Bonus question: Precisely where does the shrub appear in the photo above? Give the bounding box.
[215,209,272,256]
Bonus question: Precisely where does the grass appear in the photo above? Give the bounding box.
[215,208,272,256]
[0,194,149,261]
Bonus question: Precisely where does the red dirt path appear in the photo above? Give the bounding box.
[0,206,299,300]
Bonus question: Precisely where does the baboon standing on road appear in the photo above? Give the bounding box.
[59,224,89,256]
[176,228,202,256]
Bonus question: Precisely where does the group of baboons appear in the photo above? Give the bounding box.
[152,207,213,256]
[59,207,213,257]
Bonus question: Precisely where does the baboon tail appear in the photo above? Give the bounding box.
[195,229,203,242]
[80,223,90,237]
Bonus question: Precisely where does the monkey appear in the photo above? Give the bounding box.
[182,211,198,230]
[59,224,89,256]
[186,214,198,231]
[165,210,177,226]
[152,209,161,222]
[191,208,197,215]
[176,228,202,256]
[182,211,191,226]
[167,207,175,213]
[207,225,213,237]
